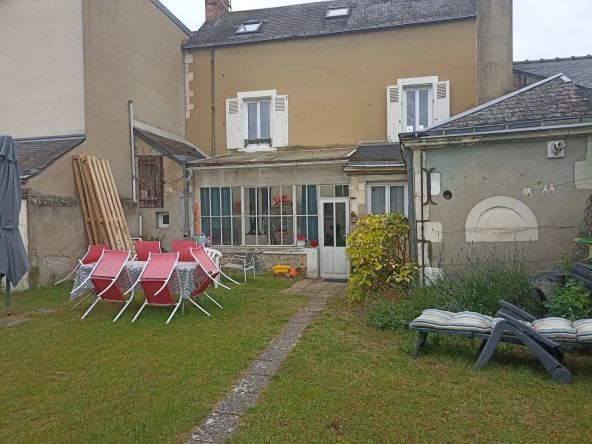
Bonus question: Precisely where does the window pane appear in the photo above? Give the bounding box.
[232,187,241,215]
[282,216,294,245]
[343,185,349,196]
[320,185,333,197]
[282,186,294,215]
[406,90,416,131]
[371,186,386,214]
[308,216,319,243]
[211,188,221,216]
[221,187,231,216]
[297,216,307,238]
[335,185,343,197]
[335,202,347,247]
[232,217,241,245]
[221,217,232,245]
[418,90,429,130]
[323,202,335,247]
[211,217,222,245]
[270,216,281,245]
[271,186,282,212]
[260,101,271,138]
[296,185,305,215]
[260,216,270,245]
[307,186,318,215]
[200,188,210,216]
[201,218,210,237]
[247,102,258,139]
[390,186,406,214]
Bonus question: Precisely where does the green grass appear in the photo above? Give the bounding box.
[229,297,592,444]
[0,276,307,444]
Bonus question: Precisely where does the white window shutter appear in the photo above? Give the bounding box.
[387,85,402,142]
[433,81,450,124]
[226,98,242,150]
[272,95,288,148]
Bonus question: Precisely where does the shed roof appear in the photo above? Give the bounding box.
[514,55,592,90]
[15,135,86,179]
[349,142,403,165]
[183,0,476,48]
[134,129,205,161]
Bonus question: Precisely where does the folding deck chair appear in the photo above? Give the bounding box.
[133,240,161,261]
[132,252,193,324]
[409,300,592,383]
[190,246,225,308]
[80,250,133,322]
[171,240,198,262]
[56,243,108,284]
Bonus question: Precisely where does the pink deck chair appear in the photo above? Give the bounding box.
[133,240,161,261]
[132,252,210,323]
[56,244,108,284]
[190,246,224,309]
[81,250,133,321]
[171,240,198,262]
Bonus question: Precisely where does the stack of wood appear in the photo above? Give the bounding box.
[72,155,134,253]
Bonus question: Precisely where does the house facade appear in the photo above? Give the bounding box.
[1,0,201,284]
[401,75,592,271]
[183,0,513,278]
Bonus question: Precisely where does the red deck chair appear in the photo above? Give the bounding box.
[171,240,198,262]
[133,240,161,261]
[57,244,108,284]
[190,246,224,309]
[132,252,203,323]
[81,250,133,321]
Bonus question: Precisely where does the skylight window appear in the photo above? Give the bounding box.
[236,22,263,34]
[325,6,350,18]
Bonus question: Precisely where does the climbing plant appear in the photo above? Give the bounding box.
[346,212,415,301]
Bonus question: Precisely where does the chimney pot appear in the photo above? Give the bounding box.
[206,0,231,20]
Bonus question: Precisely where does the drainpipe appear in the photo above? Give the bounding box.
[183,160,191,238]
[128,100,137,203]
[211,47,216,157]
[420,150,426,284]
[403,142,417,264]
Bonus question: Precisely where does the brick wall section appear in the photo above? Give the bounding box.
[205,0,230,20]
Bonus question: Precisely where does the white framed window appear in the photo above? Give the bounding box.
[387,77,450,142]
[236,22,262,34]
[326,6,350,18]
[157,212,170,228]
[367,183,408,215]
[404,88,432,132]
[227,91,289,151]
[244,100,271,140]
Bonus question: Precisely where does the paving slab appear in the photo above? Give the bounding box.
[0,318,26,327]
[36,309,56,315]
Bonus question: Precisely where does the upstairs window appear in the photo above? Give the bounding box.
[405,88,431,132]
[236,22,262,34]
[246,100,271,140]
[326,6,350,18]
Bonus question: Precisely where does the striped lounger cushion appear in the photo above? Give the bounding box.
[410,310,494,333]
[573,319,592,343]
[531,318,577,342]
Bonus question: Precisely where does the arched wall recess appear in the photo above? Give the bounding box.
[465,196,539,242]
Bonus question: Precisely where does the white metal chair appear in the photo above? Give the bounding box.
[204,247,241,287]
[220,249,256,284]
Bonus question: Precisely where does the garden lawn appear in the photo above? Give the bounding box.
[229,297,592,444]
[0,276,307,444]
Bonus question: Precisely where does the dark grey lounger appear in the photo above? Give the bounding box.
[410,300,592,384]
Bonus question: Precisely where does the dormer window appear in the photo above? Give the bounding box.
[325,6,350,18]
[236,22,262,34]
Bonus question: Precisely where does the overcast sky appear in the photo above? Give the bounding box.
[160,0,592,60]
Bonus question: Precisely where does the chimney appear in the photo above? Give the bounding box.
[476,0,513,104]
[206,0,231,20]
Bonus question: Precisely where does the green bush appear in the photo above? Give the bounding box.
[345,212,414,301]
[367,245,544,330]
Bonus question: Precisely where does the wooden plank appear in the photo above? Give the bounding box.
[91,157,123,250]
[80,157,108,244]
[85,156,116,248]
[101,159,134,253]
[72,156,95,244]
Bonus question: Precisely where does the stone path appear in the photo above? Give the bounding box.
[188,279,346,444]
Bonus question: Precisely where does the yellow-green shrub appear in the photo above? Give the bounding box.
[345,212,415,301]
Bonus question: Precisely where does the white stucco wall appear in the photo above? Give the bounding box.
[0,0,85,138]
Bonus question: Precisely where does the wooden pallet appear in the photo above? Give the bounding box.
[73,155,134,253]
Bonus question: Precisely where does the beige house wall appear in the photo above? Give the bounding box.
[0,0,85,138]
[186,19,479,157]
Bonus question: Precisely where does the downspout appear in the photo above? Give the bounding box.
[420,149,426,284]
[402,142,417,264]
[129,100,137,202]
[211,47,216,157]
[183,160,191,238]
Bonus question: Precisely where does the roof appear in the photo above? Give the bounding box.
[134,129,205,161]
[348,142,403,165]
[425,74,592,131]
[189,147,354,168]
[183,0,476,49]
[514,55,592,90]
[15,135,86,179]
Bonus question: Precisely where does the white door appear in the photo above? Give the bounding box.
[319,198,349,279]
